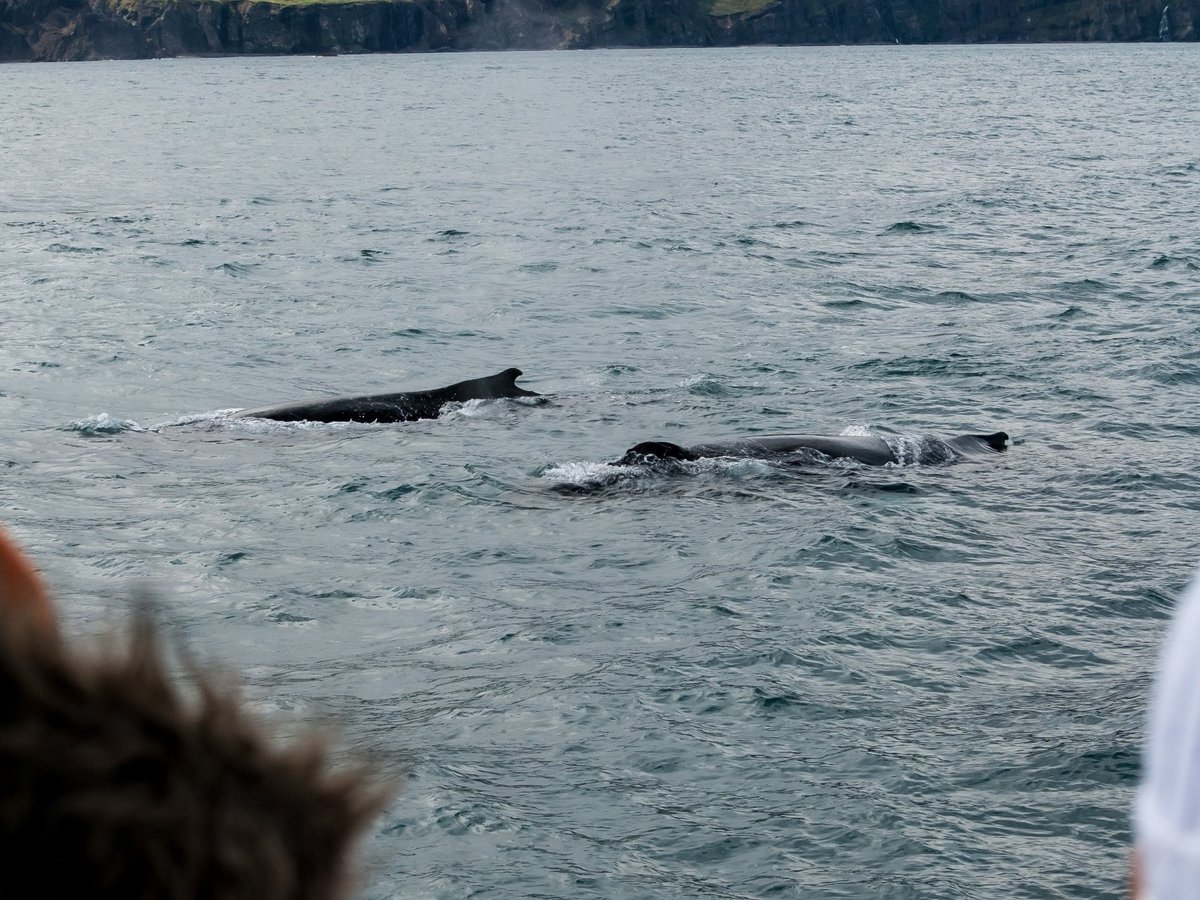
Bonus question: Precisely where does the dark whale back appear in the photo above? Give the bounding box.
[618,431,1009,467]
[619,441,700,464]
[621,434,895,466]
[234,368,538,424]
[695,435,896,465]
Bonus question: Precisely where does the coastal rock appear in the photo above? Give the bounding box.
[0,0,1195,62]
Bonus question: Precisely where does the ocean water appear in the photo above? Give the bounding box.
[2,44,1199,898]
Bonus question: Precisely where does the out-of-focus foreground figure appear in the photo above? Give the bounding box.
[0,525,388,900]
[1135,570,1200,900]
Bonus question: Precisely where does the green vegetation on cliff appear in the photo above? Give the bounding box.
[706,0,778,16]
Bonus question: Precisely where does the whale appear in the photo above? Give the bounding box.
[233,367,539,424]
[617,431,1009,467]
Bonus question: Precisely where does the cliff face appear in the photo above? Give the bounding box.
[1,0,477,60]
[709,0,1196,44]
[0,0,1195,62]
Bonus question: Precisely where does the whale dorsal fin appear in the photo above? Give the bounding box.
[444,368,538,401]
[489,368,538,398]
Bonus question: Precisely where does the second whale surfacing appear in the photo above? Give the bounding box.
[618,431,1009,467]
[233,368,539,424]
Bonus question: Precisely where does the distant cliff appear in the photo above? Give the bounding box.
[1,0,1195,62]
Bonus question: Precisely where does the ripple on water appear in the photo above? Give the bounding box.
[4,46,1196,900]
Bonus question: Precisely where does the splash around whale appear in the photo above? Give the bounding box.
[617,431,1009,467]
[233,368,539,424]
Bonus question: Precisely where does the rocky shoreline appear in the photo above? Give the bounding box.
[2,0,1195,63]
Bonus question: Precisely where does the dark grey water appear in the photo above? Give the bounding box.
[3,44,1199,898]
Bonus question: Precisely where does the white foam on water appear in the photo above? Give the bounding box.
[839,424,875,437]
[68,413,144,434]
[170,409,246,426]
[884,434,926,466]
[539,461,634,486]
[165,411,377,434]
[438,398,492,420]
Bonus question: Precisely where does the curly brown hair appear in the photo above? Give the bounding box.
[0,530,389,900]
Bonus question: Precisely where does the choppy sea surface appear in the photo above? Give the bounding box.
[3,44,1199,898]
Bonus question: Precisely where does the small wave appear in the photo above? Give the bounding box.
[976,635,1107,667]
[752,687,808,714]
[1058,277,1113,294]
[168,409,247,427]
[882,221,944,235]
[820,297,885,310]
[838,479,923,495]
[733,235,772,247]
[265,610,315,626]
[542,455,776,494]
[1151,254,1198,270]
[678,373,729,397]
[378,484,418,501]
[1139,364,1200,386]
[1053,305,1088,320]
[602,364,638,377]
[843,354,991,378]
[1162,162,1197,177]
[933,290,979,303]
[213,261,257,277]
[47,243,105,254]
[333,248,388,264]
[66,413,144,435]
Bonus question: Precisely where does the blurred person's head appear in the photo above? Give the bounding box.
[0,525,388,900]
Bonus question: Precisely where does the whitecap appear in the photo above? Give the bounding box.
[839,423,876,437]
[169,408,246,426]
[539,461,635,486]
[66,413,143,435]
[438,398,491,420]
